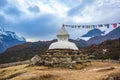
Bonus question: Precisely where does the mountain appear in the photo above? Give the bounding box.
[0,38,119,64]
[87,27,120,45]
[80,38,120,60]
[78,27,120,45]
[0,27,120,63]
[81,28,105,37]
[0,39,87,63]
[70,39,87,47]
[0,39,56,63]
[0,28,26,53]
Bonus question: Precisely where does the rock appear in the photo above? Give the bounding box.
[30,55,42,66]
[29,49,89,69]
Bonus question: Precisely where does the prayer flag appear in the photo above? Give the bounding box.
[112,23,117,28]
[106,24,109,28]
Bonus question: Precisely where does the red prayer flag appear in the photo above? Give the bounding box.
[86,25,88,28]
[112,23,117,28]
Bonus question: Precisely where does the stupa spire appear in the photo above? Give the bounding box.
[57,25,69,41]
[48,24,78,50]
[57,25,69,37]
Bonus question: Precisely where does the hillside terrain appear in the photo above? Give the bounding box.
[80,38,120,60]
[0,40,56,63]
[0,27,120,64]
[0,38,120,64]
[0,39,84,63]
[0,26,120,54]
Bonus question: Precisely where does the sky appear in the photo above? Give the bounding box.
[0,0,120,42]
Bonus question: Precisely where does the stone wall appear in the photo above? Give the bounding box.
[30,49,90,69]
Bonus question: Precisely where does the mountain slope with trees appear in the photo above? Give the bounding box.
[80,38,120,60]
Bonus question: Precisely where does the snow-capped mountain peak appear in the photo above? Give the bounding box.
[4,31,26,41]
[0,27,26,42]
[0,27,26,53]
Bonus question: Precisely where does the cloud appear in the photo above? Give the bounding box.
[68,0,95,16]
[0,15,6,25]
[63,0,120,24]
[0,0,69,23]
[4,7,21,16]
[7,13,60,41]
[0,0,120,41]
[58,0,82,7]
[0,0,7,7]
[28,6,40,13]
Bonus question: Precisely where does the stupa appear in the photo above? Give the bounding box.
[30,25,90,69]
[49,25,78,50]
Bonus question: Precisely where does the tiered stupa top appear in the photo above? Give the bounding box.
[49,26,78,50]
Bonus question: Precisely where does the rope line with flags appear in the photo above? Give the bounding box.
[63,22,120,29]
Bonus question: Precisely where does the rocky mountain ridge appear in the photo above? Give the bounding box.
[0,27,26,53]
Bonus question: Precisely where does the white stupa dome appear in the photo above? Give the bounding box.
[49,41,78,50]
[49,25,78,50]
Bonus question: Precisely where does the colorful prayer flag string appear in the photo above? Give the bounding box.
[63,22,119,29]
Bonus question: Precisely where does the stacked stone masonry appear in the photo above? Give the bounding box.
[30,49,90,69]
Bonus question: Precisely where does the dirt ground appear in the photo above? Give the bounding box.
[0,61,120,80]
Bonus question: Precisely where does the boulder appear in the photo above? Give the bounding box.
[30,55,42,65]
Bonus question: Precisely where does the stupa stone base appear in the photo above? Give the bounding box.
[30,49,90,69]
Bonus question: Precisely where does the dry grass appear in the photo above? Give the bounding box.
[0,61,120,80]
[0,64,27,80]
[101,72,120,80]
[24,74,62,80]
